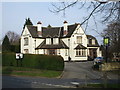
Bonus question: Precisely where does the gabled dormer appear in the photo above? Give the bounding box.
[53,35,59,45]
[46,36,51,45]
[86,35,99,47]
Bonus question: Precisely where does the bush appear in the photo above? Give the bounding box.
[2,53,64,71]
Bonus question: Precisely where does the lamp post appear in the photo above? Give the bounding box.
[103,37,109,63]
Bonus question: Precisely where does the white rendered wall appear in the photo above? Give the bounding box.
[21,26,33,54]
[69,25,87,61]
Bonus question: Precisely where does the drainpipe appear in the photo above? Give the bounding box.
[68,39,70,61]
[35,39,36,54]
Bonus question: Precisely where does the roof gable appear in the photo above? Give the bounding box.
[21,26,32,37]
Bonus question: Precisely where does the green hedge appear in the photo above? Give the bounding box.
[2,53,64,71]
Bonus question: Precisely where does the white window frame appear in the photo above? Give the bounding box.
[24,49,29,53]
[77,36,82,44]
[92,39,95,45]
[53,38,59,44]
[46,38,51,45]
[76,49,86,57]
[65,49,68,56]
[24,37,28,46]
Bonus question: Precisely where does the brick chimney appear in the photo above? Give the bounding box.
[63,21,68,36]
[37,21,42,37]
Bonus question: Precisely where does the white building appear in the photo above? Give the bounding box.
[21,21,101,61]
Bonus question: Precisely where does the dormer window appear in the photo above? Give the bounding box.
[53,38,59,44]
[92,39,95,45]
[89,38,92,44]
[46,38,51,45]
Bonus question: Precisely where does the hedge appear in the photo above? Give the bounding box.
[2,53,64,71]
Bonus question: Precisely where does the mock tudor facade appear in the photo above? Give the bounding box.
[21,21,102,61]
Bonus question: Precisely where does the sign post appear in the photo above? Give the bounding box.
[16,53,23,67]
[103,37,109,63]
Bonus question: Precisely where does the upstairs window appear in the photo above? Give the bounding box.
[92,39,95,45]
[53,38,59,44]
[89,38,92,44]
[24,37,28,46]
[77,36,82,44]
[46,38,51,45]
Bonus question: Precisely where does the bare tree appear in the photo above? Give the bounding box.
[6,31,20,45]
[102,21,120,59]
[50,0,120,29]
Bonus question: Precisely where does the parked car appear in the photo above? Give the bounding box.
[93,57,104,65]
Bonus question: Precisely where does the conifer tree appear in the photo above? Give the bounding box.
[2,35,11,52]
[23,18,33,29]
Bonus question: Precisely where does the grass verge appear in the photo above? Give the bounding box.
[86,83,120,88]
[2,66,62,78]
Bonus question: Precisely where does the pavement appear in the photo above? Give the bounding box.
[2,61,120,88]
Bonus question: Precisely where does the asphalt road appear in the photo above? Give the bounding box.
[2,61,120,88]
[62,61,120,80]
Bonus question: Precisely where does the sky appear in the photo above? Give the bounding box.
[1,1,107,44]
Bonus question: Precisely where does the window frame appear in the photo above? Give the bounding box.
[24,37,29,46]
[76,49,86,57]
[76,36,82,44]
[53,38,59,45]
[46,38,51,45]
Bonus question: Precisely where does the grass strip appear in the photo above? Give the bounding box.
[2,66,62,78]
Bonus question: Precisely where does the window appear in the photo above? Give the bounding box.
[24,49,29,53]
[77,36,82,44]
[24,37,28,46]
[48,49,57,55]
[76,49,86,56]
[46,38,51,44]
[65,49,68,56]
[92,39,95,45]
[58,49,60,54]
[89,38,92,44]
[53,38,59,44]
[87,39,89,44]
[37,50,39,54]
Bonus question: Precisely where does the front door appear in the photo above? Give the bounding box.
[89,48,97,59]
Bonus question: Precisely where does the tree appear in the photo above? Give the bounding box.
[23,17,33,29]
[2,35,11,52]
[102,21,120,59]
[6,31,20,45]
[50,1,120,31]
[4,31,20,52]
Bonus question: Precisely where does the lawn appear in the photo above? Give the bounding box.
[2,66,62,78]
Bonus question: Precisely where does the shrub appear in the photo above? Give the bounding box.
[2,53,64,71]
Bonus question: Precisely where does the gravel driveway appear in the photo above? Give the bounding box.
[62,61,119,80]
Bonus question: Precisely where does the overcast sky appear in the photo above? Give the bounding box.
[1,1,107,44]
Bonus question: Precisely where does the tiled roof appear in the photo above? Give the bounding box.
[26,24,78,38]
[74,44,87,49]
[26,25,38,38]
[35,40,69,49]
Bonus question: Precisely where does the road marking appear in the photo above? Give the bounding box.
[42,83,75,88]
[71,82,79,85]
[32,81,37,84]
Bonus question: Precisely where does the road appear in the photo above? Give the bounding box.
[2,61,120,88]
[62,61,119,80]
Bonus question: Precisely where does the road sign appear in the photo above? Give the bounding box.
[16,53,23,60]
